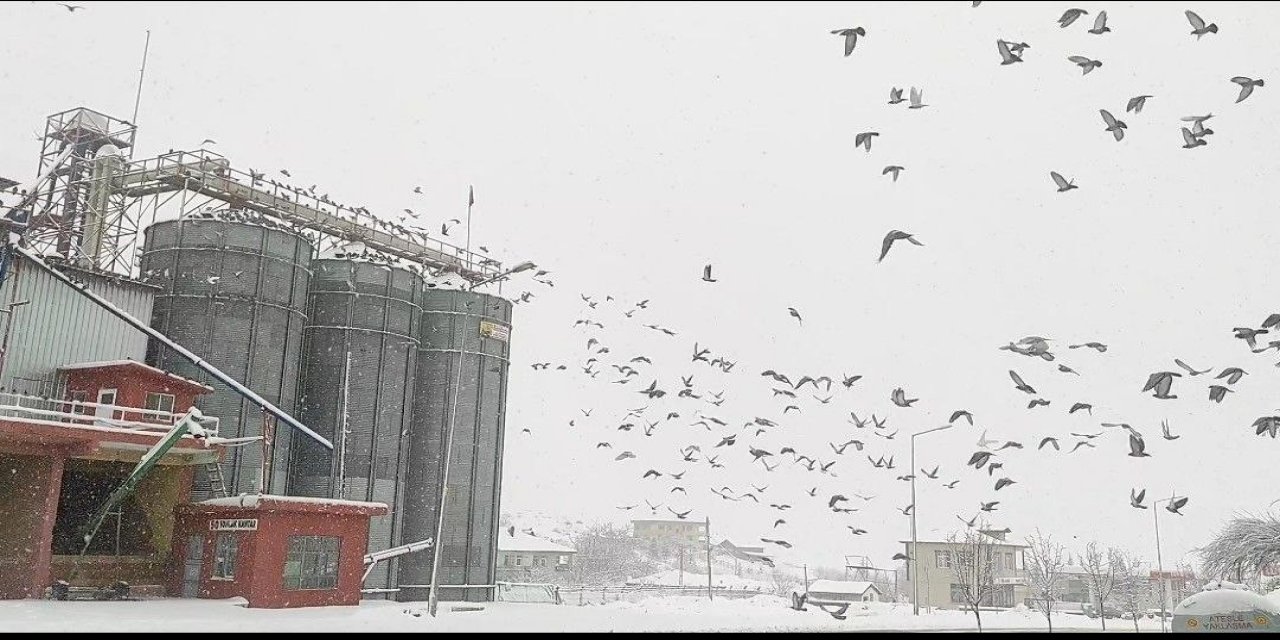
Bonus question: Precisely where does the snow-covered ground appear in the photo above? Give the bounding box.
[1,595,1170,633]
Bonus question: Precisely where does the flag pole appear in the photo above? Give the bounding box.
[465,186,474,267]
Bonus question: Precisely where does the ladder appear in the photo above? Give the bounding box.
[204,461,230,499]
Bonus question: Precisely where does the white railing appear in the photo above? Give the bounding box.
[0,391,219,438]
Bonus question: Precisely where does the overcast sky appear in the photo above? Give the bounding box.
[3,1,1279,574]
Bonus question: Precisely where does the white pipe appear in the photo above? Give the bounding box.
[11,245,332,449]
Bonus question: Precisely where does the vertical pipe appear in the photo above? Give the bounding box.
[428,297,474,616]
[337,350,351,499]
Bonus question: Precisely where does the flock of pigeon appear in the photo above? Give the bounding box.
[506,4,1276,567]
[836,5,1264,265]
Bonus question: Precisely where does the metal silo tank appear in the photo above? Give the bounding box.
[288,258,422,591]
[397,288,512,603]
[139,217,312,496]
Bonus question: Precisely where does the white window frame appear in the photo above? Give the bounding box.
[144,391,176,423]
[211,533,239,581]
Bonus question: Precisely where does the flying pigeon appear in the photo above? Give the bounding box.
[787,307,803,325]
[1039,437,1060,451]
[1051,171,1078,192]
[996,39,1023,65]
[1069,402,1093,415]
[967,450,994,469]
[1127,432,1151,458]
[980,501,1000,512]
[883,165,905,182]
[1130,488,1148,509]
[1009,370,1037,394]
[1185,10,1218,39]
[1161,419,1180,441]
[1252,416,1280,438]
[1126,95,1153,113]
[1231,77,1264,103]
[1166,496,1189,515]
[950,410,975,426]
[1181,127,1208,149]
[1208,385,1233,403]
[1174,359,1211,376]
[855,132,880,152]
[1070,342,1107,352]
[994,477,1016,491]
[908,87,927,109]
[1088,11,1111,34]
[1099,109,1127,141]
[891,387,919,408]
[888,87,905,104]
[831,27,866,56]
[1058,8,1088,28]
[702,264,717,283]
[879,230,923,263]
[1068,56,1103,75]
[1143,371,1182,399]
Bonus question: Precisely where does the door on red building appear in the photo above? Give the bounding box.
[95,389,118,427]
[182,535,202,597]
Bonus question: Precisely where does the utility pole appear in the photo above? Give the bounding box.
[803,563,809,592]
[706,517,713,601]
[1153,496,1173,634]
[679,545,685,586]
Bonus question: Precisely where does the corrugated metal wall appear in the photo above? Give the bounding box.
[0,254,155,395]
[139,218,312,496]
[397,289,512,602]
[288,258,421,591]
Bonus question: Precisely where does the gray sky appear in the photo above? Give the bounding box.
[3,1,1279,573]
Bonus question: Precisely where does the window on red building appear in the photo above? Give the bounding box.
[283,536,341,590]
[143,392,175,423]
[212,533,239,580]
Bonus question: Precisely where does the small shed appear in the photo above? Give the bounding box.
[1172,581,1280,633]
[806,579,883,603]
[170,494,388,608]
[59,359,213,425]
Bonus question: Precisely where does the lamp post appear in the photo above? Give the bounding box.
[910,423,953,615]
[1152,495,1176,634]
[426,261,535,617]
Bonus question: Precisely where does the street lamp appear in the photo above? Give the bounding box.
[426,260,534,617]
[910,423,953,616]
[1151,495,1179,634]
[467,261,536,291]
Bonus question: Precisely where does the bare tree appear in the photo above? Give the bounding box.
[569,522,658,585]
[768,564,801,597]
[1197,511,1280,585]
[1111,551,1152,633]
[948,528,997,632]
[1079,542,1118,630]
[1024,530,1067,632]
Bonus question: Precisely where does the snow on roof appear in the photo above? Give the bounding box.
[59,359,215,392]
[199,494,388,510]
[498,532,575,554]
[1174,588,1280,616]
[807,580,880,595]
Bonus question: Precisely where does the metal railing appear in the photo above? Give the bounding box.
[0,390,219,437]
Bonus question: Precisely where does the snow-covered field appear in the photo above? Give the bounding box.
[1,595,1171,633]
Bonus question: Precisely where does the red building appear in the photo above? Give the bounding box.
[170,494,388,608]
[0,358,388,609]
[0,360,219,599]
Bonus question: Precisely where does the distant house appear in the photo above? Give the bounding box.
[899,529,1031,611]
[632,519,707,548]
[495,530,576,581]
[805,579,883,603]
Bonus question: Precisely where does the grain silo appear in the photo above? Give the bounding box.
[139,216,313,496]
[397,287,512,602]
[287,257,422,591]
